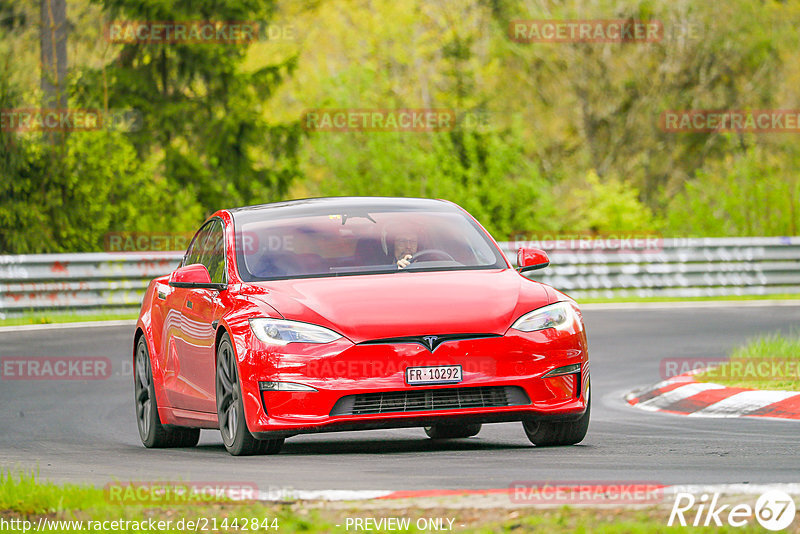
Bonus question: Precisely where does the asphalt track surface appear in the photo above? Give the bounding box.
[1,305,799,491]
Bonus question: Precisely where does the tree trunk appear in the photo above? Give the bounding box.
[40,0,68,144]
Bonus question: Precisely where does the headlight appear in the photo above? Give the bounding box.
[249,318,342,345]
[510,302,575,332]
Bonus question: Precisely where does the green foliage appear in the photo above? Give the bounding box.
[73,0,303,210]
[1,0,303,253]
[278,0,800,241]
[665,145,800,236]
[695,331,800,391]
[424,127,559,241]
[486,0,794,211]
[4,0,800,253]
[307,120,557,241]
[562,170,660,234]
[0,123,202,252]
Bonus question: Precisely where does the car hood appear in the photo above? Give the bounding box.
[246,269,551,343]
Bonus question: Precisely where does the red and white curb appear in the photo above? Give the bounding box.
[626,372,800,420]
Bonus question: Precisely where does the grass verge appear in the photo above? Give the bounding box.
[0,470,773,533]
[694,331,800,391]
[0,312,138,327]
[577,293,800,304]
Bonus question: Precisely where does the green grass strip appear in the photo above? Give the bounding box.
[694,331,800,391]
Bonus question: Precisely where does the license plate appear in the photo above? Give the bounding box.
[405,365,462,385]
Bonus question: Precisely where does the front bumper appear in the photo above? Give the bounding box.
[236,327,589,438]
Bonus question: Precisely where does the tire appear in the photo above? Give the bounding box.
[216,333,284,456]
[523,384,590,447]
[134,337,200,448]
[424,423,482,439]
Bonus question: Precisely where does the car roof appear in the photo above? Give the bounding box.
[227,197,455,218]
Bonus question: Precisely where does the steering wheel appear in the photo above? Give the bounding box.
[408,249,457,263]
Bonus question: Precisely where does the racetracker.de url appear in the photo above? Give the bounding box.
[0,517,279,532]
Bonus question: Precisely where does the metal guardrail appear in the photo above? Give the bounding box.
[1,237,799,318]
[513,237,800,299]
[0,253,182,318]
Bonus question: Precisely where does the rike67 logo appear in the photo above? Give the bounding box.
[669,490,796,531]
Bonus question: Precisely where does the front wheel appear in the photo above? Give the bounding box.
[216,333,284,456]
[523,386,590,447]
[424,423,482,439]
[134,337,200,448]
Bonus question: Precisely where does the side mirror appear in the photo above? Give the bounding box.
[169,264,226,290]
[516,248,550,273]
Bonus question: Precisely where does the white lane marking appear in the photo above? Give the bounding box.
[0,319,136,333]
[581,300,800,311]
[635,382,725,411]
[258,489,393,501]
[689,390,800,418]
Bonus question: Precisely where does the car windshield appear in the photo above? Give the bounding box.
[232,200,508,281]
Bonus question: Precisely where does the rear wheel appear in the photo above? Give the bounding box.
[134,337,200,448]
[424,423,482,439]
[523,384,590,447]
[216,333,284,456]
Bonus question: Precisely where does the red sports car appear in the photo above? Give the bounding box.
[134,197,590,455]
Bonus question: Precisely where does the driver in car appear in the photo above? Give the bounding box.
[393,230,418,269]
[381,222,421,269]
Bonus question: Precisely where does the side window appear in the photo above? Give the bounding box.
[200,219,226,284]
[184,224,211,268]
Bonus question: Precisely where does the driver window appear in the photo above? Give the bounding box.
[184,225,211,267]
[200,220,226,284]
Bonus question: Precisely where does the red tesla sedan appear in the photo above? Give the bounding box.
[134,197,590,455]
